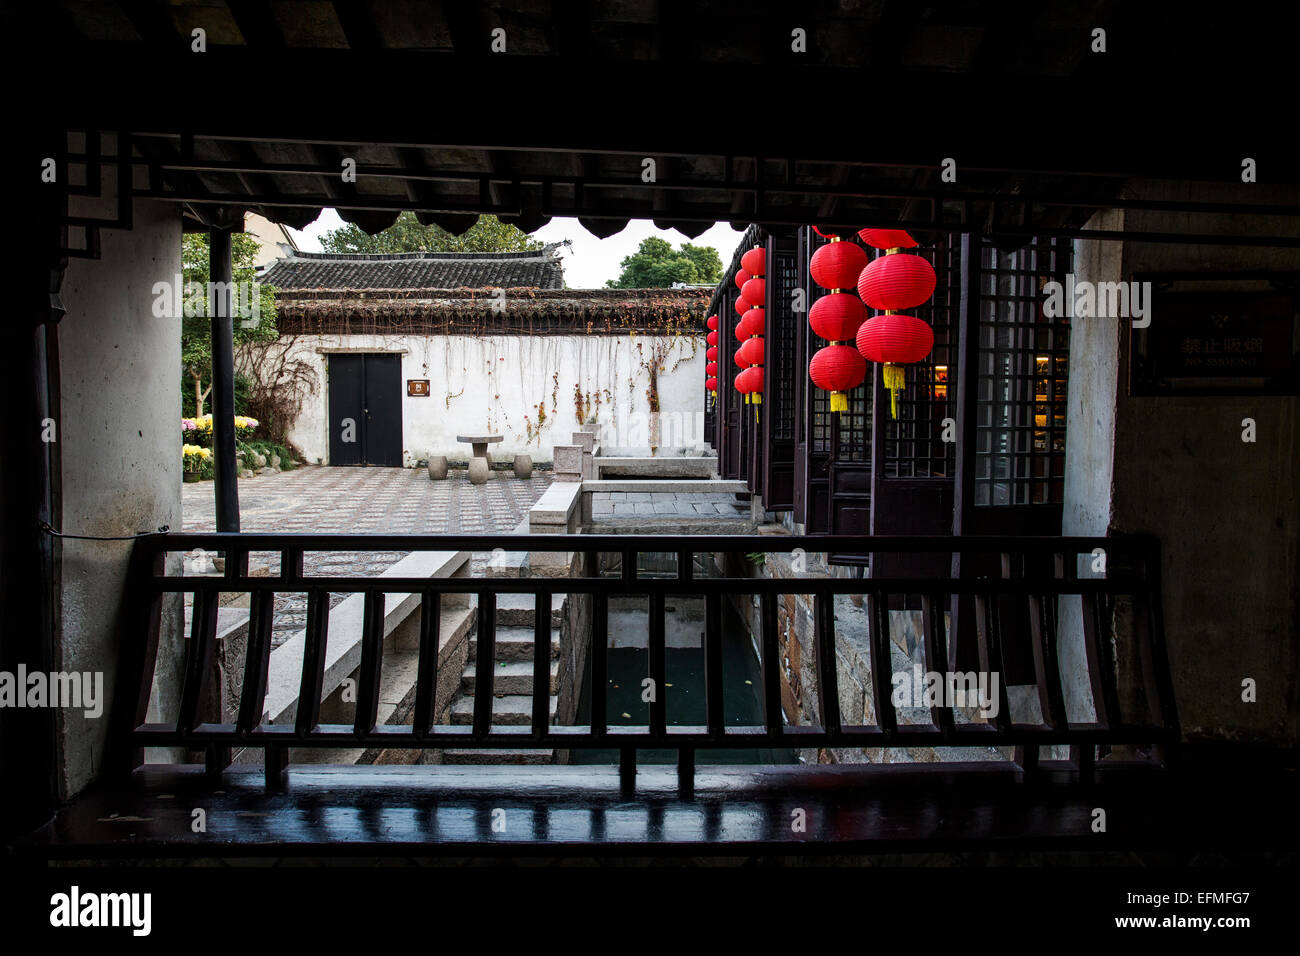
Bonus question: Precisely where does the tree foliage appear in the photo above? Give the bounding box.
[180,233,278,419]
[319,212,544,254]
[606,237,722,288]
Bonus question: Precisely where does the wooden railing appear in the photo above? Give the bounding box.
[107,533,1178,793]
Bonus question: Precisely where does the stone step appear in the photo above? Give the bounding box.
[494,593,565,627]
[449,694,558,725]
[463,659,559,695]
[441,749,554,765]
[469,626,561,662]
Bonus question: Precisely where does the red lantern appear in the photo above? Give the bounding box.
[736,366,764,408]
[857,228,918,250]
[741,277,766,307]
[734,295,750,316]
[705,376,718,392]
[734,269,750,290]
[736,336,765,367]
[809,345,866,413]
[810,240,868,291]
[706,346,718,362]
[706,330,718,346]
[741,246,766,277]
[706,314,719,331]
[856,314,934,419]
[857,253,936,311]
[705,361,718,376]
[855,314,934,365]
[809,293,866,342]
[738,307,765,339]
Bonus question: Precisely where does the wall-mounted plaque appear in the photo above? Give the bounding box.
[407,379,430,397]
[1129,274,1299,396]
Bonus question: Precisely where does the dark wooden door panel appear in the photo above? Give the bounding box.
[328,354,364,466]
[363,353,402,467]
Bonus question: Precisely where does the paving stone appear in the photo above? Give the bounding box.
[182,465,552,645]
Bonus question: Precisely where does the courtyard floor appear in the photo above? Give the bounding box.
[182,465,552,643]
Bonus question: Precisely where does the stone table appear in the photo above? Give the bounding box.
[456,433,503,484]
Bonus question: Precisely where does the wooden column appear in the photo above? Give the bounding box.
[209,226,240,532]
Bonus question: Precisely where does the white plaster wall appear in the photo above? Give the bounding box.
[57,199,186,798]
[282,332,708,464]
[1060,186,1300,745]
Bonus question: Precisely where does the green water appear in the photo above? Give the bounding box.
[573,600,799,766]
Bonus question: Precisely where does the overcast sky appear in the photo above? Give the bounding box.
[288,211,747,290]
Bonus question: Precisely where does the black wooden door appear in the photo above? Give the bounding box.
[328,353,402,466]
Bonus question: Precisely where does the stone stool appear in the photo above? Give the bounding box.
[427,455,448,480]
[513,454,533,479]
[468,457,490,485]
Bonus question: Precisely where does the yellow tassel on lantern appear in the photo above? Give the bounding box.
[830,391,848,413]
[882,363,906,419]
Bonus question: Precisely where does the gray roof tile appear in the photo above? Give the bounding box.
[260,244,565,291]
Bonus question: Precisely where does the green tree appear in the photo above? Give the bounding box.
[319,212,543,254]
[180,232,278,419]
[606,237,723,288]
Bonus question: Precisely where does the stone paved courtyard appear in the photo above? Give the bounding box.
[183,465,552,643]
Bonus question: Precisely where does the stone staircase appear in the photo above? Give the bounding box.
[443,583,567,766]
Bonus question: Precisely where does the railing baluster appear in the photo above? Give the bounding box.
[760,592,783,734]
[677,747,695,796]
[648,591,667,737]
[283,548,303,583]
[1080,590,1120,728]
[921,592,955,735]
[590,592,608,737]
[532,590,552,735]
[295,587,329,737]
[413,590,441,738]
[1028,590,1067,731]
[473,591,496,738]
[868,591,897,734]
[814,592,841,737]
[677,550,693,582]
[178,587,219,735]
[237,587,275,734]
[107,546,164,778]
[224,544,249,581]
[1134,542,1180,763]
[974,578,1013,735]
[704,591,724,737]
[622,548,636,582]
[620,747,636,796]
[354,589,384,735]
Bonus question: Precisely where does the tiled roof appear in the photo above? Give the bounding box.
[259,244,565,291]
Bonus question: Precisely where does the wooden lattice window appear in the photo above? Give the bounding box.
[879,233,960,478]
[974,237,1072,506]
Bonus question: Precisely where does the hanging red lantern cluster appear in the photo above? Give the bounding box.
[855,229,936,418]
[807,235,869,412]
[733,246,766,416]
[704,314,719,397]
